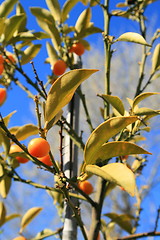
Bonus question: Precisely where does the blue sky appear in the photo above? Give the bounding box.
[0,0,160,239]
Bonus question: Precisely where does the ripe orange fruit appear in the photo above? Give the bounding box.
[0,88,6,105]
[0,64,4,75]
[0,55,4,64]
[10,145,29,164]
[70,42,85,56]
[78,180,93,195]
[12,236,27,240]
[53,59,67,76]
[38,155,53,166]
[28,138,50,158]
[5,55,16,64]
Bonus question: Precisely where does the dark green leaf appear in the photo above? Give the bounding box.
[0,202,6,226]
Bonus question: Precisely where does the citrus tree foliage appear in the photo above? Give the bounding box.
[0,0,160,240]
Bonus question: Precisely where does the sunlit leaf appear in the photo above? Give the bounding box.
[34,229,57,239]
[76,24,102,39]
[152,44,160,73]
[30,7,61,51]
[16,3,27,32]
[75,8,91,33]
[3,111,16,126]
[44,69,98,124]
[90,0,100,6]
[0,0,18,18]
[99,94,125,115]
[151,73,160,81]
[61,0,79,23]
[0,202,6,226]
[116,2,128,7]
[20,207,43,233]
[46,0,61,22]
[134,107,160,116]
[4,213,21,224]
[104,213,135,234]
[3,14,25,43]
[0,128,10,155]
[14,124,39,141]
[84,116,138,165]
[132,92,160,110]
[86,163,136,196]
[116,32,151,46]
[46,42,59,66]
[0,172,12,198]
[91,141,151,165]
[21,44,41,65]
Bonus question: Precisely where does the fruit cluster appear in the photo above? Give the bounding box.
[52,42,85,76]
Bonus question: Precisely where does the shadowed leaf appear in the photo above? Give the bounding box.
[152,44,160,73]
[0,202,6,226]
[44,69,98,125]
[15,124,39,141]
[134,107,160,116]
[84,116,138,165]
[0,170,12,198]
[99,94,125,115]
[46,0,61,22]
[21,44,41,65]
[104,213,135,234]
[0,0,18,18]
[46,42,59,66]
[86,163,136,196]
[91,141,151,164]
[117,32,151,46]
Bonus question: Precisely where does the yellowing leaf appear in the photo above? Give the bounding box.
[84,116,138,165]
[100,94,125,115]
[44,69,98,124]
[104,213,135,234]
[0,175,12,198]
[46,0,61,22]
[132,92,160,110]
[86,163,136,196]
[46,42,59,66]
[152,44,160,73]
[4,213,21,224]
[0,18,5,36]
[134,107,160,116]
[20,207,43,233]
[91,141,151,164]
[15,124,39,141]
[116,32,151,46]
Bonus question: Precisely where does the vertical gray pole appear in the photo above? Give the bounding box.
[62,55,82,240]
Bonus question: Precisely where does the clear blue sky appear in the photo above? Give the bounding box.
[0,0,160,239]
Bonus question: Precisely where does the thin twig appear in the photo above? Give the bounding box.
[117,231,160,240]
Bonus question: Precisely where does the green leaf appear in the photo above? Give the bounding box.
[134,107,160,116]
[86,163,136,196]
[91,141,151,165]
[84,116,138,165]
[61,0,79,23]
[46,0,61,22]
[45,110,63,132]
[34,229,56,239]
[14,124,39,141]
[44,69,98,124]
[132,92,160,110]
[152,44,160,73]
[3,14,25,43]
[104,213,134,234]
[99,94,125,115]
[0,0,18,18]
[21,44,41,65]
[116,32,151,46]
[0,202,6,227]
[46,42,59,66]
[0,18,5,36]
[75,8,91,33]
[20,207,43,233]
